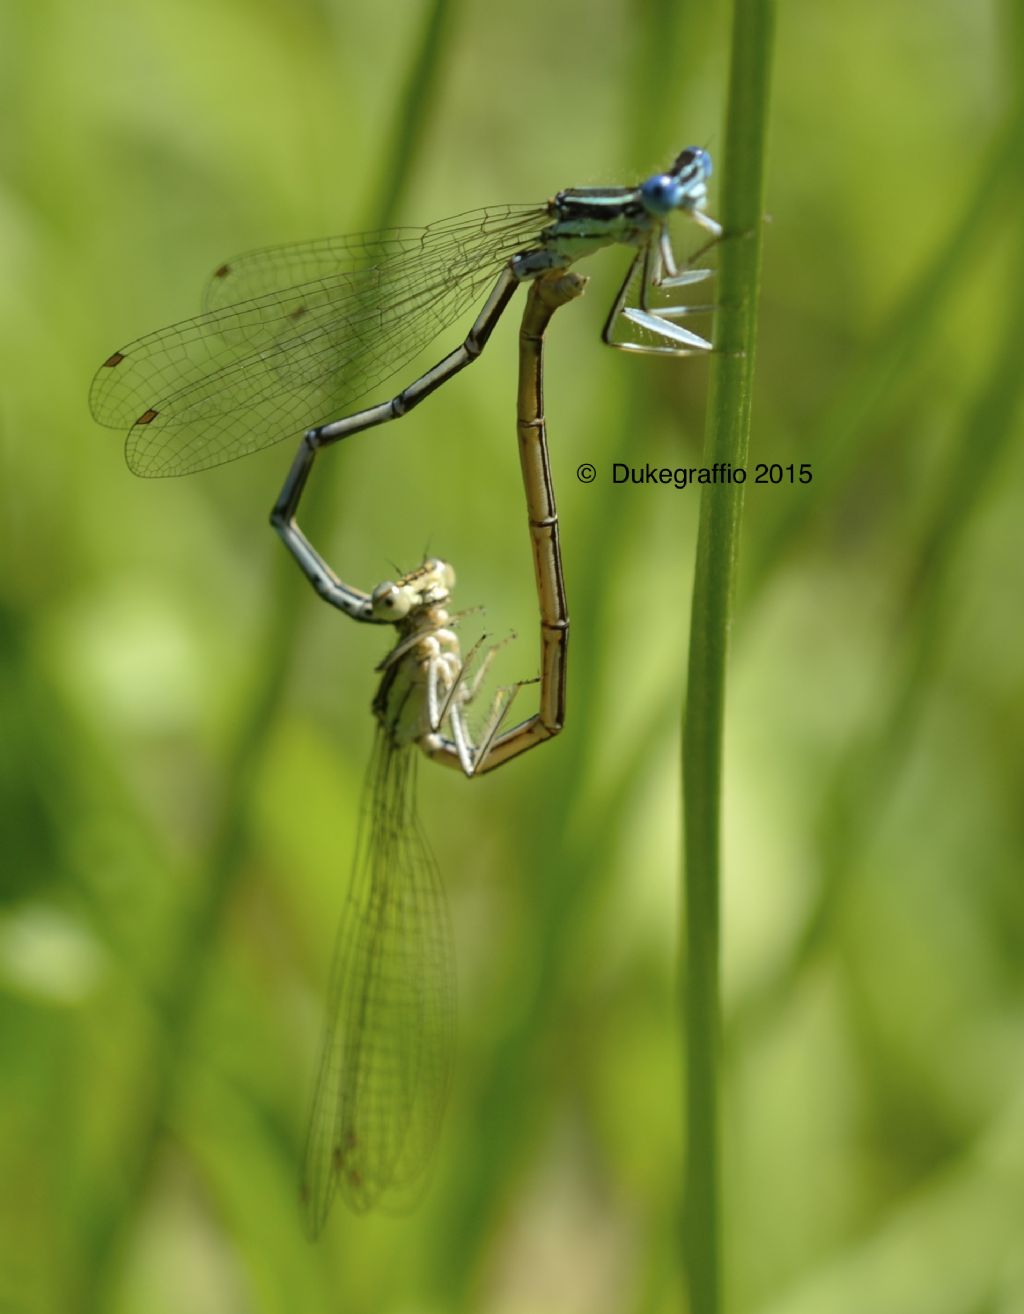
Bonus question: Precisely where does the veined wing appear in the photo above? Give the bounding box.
[301,737,455,1233]
[200,211,544,310]
[90,204,547,477]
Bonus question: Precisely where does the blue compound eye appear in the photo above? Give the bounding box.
[641,172,684,214]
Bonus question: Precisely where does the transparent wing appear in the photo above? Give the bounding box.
[200,224,496,310]
[300,737,455,1233]
[90,204,547,477]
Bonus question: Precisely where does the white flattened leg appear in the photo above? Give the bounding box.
[603,224,720,356]
[619,308,714,351]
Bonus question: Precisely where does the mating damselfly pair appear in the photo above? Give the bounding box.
[90,147,722,1231]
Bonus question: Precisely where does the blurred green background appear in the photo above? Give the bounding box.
[2,0,1022,1311]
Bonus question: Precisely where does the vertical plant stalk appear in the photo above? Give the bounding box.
[681,1,774,1311]
[80,3,461,1310]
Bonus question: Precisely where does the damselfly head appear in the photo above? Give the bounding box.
[640,147,712,216]
[371,558,455,623]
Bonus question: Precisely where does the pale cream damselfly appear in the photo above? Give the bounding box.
[297,272,585,1232]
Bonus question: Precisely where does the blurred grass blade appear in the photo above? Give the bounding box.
[744,114,1023,604]
[732,207,1024,1043]
[372,0,461,231]
[78,2,463,1307]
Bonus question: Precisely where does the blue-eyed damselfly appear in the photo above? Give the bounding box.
[90,147,720,479]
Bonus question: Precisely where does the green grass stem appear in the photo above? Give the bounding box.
[681,2,775,1310]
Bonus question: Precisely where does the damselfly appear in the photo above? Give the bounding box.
[300,272,585,1231]
[89,147,720,479]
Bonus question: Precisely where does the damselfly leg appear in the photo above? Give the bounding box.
[603,215,723,355]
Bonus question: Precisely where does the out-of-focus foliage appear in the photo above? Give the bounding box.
[1,0,1021,1311]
